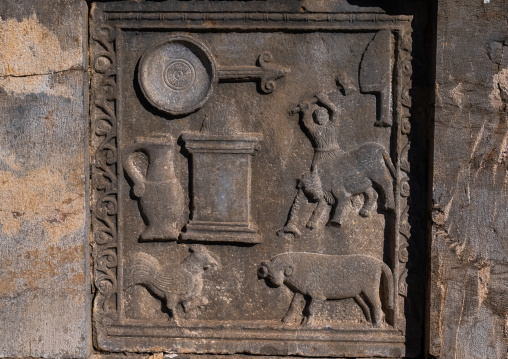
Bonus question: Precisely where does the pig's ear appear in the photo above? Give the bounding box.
[284,266,293,277]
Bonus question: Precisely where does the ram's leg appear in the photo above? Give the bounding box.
[354,295,371,323]
[363,286,383,328]
[278,189,305,237]
[372,172,395,211]
[302,296,324,326]
[359,187,378,217]
[282,292,305,324]
[328,190,348,226]
[306,199,328,230]
[371,295,383,327]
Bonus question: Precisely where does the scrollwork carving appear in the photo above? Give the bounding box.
[396,29,414,324]
[91,24,119,314]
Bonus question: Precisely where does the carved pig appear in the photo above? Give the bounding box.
[258,252,393,327]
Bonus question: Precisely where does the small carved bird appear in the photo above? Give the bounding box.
[126,246,219,320]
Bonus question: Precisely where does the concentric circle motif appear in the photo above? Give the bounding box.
[138,35,217,116]
[164,59,196,91]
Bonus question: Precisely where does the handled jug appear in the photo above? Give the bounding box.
[123,134,184,241]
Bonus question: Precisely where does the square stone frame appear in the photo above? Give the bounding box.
[90,3,417,358]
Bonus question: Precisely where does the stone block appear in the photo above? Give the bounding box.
[430,0,508,358]
[0,0,90,358]
[90,1,429,357]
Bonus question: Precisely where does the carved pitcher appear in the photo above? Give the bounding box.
[123,134,184,241]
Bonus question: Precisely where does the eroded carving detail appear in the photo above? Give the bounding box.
[126,246,219,321]
[360,30,394,127]
[123,134,184,241]
[217,51,290,94]
[258,252,393,327]
[164,59,196,91]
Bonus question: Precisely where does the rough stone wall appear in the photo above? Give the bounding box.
[0,0,90,358]
[430,0,508,358]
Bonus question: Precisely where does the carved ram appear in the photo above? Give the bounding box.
[258,252,393,327]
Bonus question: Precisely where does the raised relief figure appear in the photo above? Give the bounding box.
[123,134,185,241]
[126,246,219,321]
[359,30,394,127]
[258,252,393,327]
[138,34,289,116]
[279,91,396,237]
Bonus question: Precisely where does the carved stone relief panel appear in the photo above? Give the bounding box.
[91,2,425,358]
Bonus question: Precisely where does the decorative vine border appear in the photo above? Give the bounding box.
[396,28,413,328]
[91,5,415,354]
[91,24,119,316]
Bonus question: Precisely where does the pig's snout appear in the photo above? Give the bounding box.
[258,262,270,279]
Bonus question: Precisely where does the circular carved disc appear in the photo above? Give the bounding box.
[139,36,217,116]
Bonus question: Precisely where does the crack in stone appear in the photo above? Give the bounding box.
[0,67,86,79]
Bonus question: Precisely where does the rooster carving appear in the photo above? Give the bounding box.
[126,246,219,320]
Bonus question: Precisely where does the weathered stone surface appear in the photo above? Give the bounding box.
[0,0,90,358]
[90,1,429,357]
[430,0,508,358]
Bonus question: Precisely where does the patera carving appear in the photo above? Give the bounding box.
[126,246,219,321]
[139,35,217,116]
[279,91,396,237]
[258,252,393,327]
[122,134,184,241]
[139,34,288,115]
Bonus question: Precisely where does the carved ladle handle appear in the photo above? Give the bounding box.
[123,144,148,198]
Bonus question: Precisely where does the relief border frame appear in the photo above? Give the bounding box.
[90,4,414,357]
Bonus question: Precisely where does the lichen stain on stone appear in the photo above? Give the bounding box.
[478,265,490,308]
[0,167,84,243]
[0,152,24,172]
[489,68,508,109]
[450,82,464,109]
[0,243,86,297]
[0,276,17,297]
[0,13,83,77]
